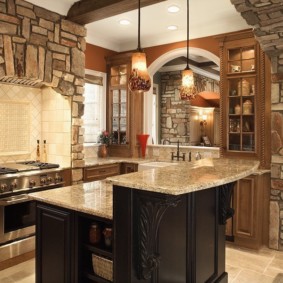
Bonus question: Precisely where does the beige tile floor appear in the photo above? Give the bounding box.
[0,245,282,282]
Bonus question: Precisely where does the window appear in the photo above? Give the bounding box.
[83,71,106,143]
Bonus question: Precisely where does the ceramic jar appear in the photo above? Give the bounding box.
[237,79,250,96]
[89,223,101,245]
[234,104,241,115]
[103,227,112,248]
[243,100,253,114]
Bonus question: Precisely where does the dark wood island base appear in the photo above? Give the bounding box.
[114,182,234,283]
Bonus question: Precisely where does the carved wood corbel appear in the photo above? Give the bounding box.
[135,192,181,280]
[218,182,235,225]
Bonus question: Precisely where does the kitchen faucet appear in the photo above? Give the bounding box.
[171,140,185,161]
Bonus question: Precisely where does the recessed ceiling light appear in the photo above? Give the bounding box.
[119,19,131,25]
[167,5,180,13]
[167,25,178,31]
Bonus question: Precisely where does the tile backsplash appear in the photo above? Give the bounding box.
[0,83,71,166]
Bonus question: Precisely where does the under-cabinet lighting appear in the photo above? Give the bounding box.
[167,5,180,13]
[167,25,178,31]
[119,19,131,25]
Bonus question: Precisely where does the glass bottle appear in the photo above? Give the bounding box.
[42,140,47,163]
[36,140,40,162]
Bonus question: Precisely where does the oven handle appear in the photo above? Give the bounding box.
[0,194,30,206]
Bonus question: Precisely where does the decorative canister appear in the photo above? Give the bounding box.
[103,227,112,248]
[243,100,253,114]
[89,223,101,245]
[234,104,241,115]
[237,79,250,96]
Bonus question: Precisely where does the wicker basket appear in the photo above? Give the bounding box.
[92,254,113,282]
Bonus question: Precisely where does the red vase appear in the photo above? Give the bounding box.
[137,134,149,158]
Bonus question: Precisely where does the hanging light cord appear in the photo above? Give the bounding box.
[186,0,189,69]
[137,0,142,52]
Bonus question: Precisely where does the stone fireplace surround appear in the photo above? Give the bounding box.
[0,0,85,183]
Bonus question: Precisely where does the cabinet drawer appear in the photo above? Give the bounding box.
[84,164,120,182]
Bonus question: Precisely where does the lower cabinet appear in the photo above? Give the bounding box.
[78,214,113,283]
[226,172,270,249]
[84,163,120,182]
[36,203,113,283]
[120,162,138,174]
[36,203,75,283]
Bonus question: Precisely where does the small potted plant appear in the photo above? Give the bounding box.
[97,130,112,157]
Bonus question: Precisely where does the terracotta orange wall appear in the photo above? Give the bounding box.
[144,35,220,67]
[85,35,220,72]
[85,43,117,73]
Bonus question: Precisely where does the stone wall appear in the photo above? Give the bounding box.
[231,0,283,250]
[160,71,190,144]
[160,71,219,145]
[0,0,86,183]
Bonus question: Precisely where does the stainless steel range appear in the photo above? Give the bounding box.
[0,161,70,264]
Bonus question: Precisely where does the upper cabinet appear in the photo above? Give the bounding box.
[217,30,271,168]
[106,53,144,157]
[109,64,129,145]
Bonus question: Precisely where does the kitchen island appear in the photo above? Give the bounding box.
[29,158,259,283]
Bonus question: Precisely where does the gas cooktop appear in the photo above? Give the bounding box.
[17,161,59,169]
[0,161,60,175]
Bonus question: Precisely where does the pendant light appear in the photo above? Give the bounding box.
[180,0,197,100]
[128,0,151,93]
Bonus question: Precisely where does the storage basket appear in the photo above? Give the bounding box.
[92,254,113,282]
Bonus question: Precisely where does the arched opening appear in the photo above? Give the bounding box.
[144,47,220,145]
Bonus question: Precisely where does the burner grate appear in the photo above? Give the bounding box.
[17,161,59,169]
[0,167,19,175]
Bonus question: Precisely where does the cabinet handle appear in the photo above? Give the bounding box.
[98,170,107,173]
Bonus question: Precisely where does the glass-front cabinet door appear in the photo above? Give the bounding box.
[217,30,271,168]
[109,64,129,145]
[226,45,256,154]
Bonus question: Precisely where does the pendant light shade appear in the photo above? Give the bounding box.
[180,0,197,100]
[180,67,197,100]
[128,0,151,93]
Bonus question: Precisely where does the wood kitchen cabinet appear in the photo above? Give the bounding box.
[120,162,138,174]
[106,53,144,158]
[226,172,270,250]
[36,203,75,283]
[36,203,113,283]
[84,163,120,182]
[78,214,113,283]
[217,30,271,168]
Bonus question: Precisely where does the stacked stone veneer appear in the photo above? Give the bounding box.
[160,71,190,144]
[0,0,86,183]
[231,0,283,249]
[160,71,219,145]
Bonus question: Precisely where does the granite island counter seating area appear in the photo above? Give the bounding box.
[29,158,259,283]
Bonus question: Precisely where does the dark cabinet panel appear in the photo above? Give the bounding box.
[36,204,74,283]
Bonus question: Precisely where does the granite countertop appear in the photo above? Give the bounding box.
[84,157,155,167]
[29,158,260,219]
[107,158,260,195]
[29,180,113,219]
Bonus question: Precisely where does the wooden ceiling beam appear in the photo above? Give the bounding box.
[67,0,167,25]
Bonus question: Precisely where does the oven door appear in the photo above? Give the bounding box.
[0,194,35,244]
